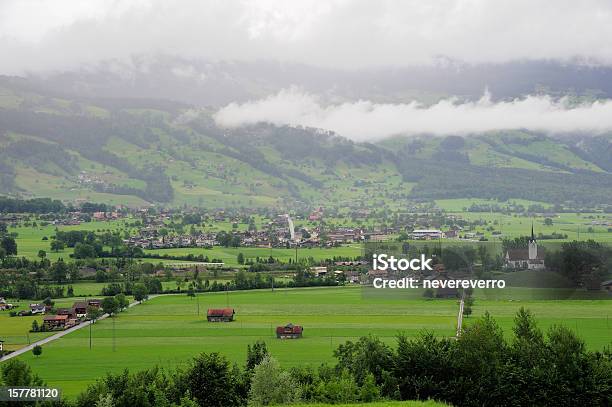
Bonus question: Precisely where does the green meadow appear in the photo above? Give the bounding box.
[6,286,611,399]
[144,245,364,265]
[435,198,612,243]
[8,219,132,261]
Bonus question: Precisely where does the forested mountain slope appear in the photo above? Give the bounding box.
[0,78,610,208]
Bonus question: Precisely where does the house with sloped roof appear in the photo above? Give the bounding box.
[43,315,69,330]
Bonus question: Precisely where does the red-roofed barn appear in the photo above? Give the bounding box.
[276,323,303,339]
[207,308,235,322]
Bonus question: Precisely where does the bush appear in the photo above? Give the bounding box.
[359,373,380,402]
[248,356,301,406]
[183,352,246,407]
[1,359,44,386]
[313,369,359,404]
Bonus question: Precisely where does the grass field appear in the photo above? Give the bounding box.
[6,286,611,399]
[144,245,364,265]
[9,219,132,261]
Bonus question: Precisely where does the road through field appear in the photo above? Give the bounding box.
[0,295,160,363]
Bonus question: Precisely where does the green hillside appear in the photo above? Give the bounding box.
[1,79,611,209]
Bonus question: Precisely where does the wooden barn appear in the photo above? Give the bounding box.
[276,323,303,339]
[207,308,235,322]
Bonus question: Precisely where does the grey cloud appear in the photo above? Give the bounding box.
[2,0,612,74]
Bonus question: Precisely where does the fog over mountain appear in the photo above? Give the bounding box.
[214,87,612,141]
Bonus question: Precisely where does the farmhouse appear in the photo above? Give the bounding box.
[72,302,89,318]
[87,299,102,308]
[0,297,14,311]
[207,308,235,322]
[56,308,76,318]
[505,226,545,270]
[276,323,303,339]
[43,315,69,330]
[29,303,46,314]
[72,299,101,318]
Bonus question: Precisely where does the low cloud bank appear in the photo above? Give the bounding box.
[214,88,612,141]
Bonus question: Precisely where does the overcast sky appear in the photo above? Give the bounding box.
[3,0,612,139]
[2,0,612,74]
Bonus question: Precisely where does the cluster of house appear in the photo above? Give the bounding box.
[17,299,103,331]
[409,229,485,240]
[91,211,122,221]
[126,224,380,250]
[310,266,362,284]
[125,229,216,249]
[206,307,303,339]
[46,210,124,226]
[42,299,102,330]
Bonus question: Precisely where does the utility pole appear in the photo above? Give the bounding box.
[456,290,465,338]
[196,294,200,316]
[89,321,92,350]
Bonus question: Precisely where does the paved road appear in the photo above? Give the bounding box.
[0,295,159,363]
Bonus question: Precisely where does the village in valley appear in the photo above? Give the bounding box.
[1,2,612,404]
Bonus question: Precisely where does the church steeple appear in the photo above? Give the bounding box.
[528,223,537,260]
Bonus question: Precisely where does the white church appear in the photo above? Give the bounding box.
[504,226,546,270]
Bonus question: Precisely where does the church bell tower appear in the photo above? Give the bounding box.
[528,224,537,260]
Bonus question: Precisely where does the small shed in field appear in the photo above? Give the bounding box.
[276,323,303,339]
[207,308,235,322]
